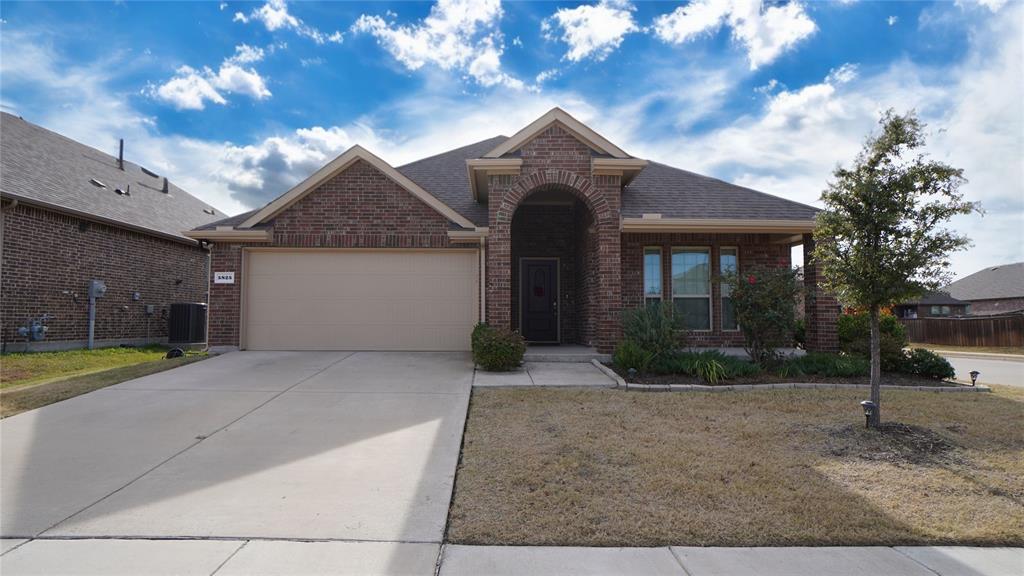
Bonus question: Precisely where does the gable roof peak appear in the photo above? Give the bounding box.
[484,107,630,159]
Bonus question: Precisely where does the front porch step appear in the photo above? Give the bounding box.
[523,345,611,363]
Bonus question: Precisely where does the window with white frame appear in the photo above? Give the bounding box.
[643,247,662,304]
[671,247,711,330]
[720,247,739,331]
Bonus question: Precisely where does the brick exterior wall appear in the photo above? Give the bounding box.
[966,298,1024,316]
[486,124,622,353]
[802,234,840,352]
[1,201,208,350]
[621,232,792,347]
[206,159,459,348]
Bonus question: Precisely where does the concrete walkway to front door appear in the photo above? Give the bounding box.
[1,351,472,575]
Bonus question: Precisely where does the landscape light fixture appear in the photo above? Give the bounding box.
[969,370,980,386]
[859,400,876,428]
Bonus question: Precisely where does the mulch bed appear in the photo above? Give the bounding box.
[822,422,961,466]
[606,364,960,388]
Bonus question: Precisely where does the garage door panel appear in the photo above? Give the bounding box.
[245,323,471,351]
[245,251,478,351]
[247,298,475,326]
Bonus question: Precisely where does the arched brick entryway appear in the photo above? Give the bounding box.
[486,169,622,353]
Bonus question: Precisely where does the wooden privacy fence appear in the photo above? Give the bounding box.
[900,314,1024,347]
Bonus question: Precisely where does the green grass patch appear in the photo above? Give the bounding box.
[1,345,172,390]
[1,354,206,418]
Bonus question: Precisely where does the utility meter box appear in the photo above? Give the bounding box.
[88,279,107,299]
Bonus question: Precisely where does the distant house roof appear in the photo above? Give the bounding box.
[898,291,969,307]
[946,262,1024,301]
[0,112,221,243]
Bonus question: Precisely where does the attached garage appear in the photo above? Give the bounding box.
[243,249,480,351]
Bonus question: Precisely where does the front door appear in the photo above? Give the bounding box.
[520,258,559,343]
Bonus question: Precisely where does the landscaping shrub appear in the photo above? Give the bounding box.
[902,348,956,380]
[620,302,684,363]
[471,324,525,371]
[722,266,801,367]
[660,350,760,382]
[780,352,870,378]
[837,311,909,372]
[613,340,656,372]
[794,318,806,349]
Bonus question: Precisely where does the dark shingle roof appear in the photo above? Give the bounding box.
[946,262,1024,301]
[194,209,261,231]
[396,136,507,227]
[198,132,820,230]
[621,161,819,220]
[1,112,221,241]
[900,291,969,306]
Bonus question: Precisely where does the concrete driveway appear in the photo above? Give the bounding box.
[939,353,1024,388]
[1,351,472,574]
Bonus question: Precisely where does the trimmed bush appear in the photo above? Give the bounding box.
[658,350,760,382]
[781,352,870,378]
[620,302,684,362]
[721,266,801,367]
[613,340,656,372]
[902,348,956,380]
[471,324,525,371]
[837,311,909,371]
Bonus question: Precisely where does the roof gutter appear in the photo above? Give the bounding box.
[1,190,202,246]
[622,217,816,234]
[183,228,272,242]
[447,227,489,243]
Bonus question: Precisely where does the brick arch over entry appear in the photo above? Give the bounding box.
[487,169,623,353]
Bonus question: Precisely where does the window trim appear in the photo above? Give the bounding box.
[643,246,663,305]
[720,246,740,332]
[671,246,712,332]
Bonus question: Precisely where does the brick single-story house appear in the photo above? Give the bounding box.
[0,112,221,351]
[945,261,1024,316]
[893,292,970,319]
[189,108,838,354]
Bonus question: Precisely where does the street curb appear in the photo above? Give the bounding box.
[591,359,626,388]
[621,382,991,393]
[931,350,1024,362]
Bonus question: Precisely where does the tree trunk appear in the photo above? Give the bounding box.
[869,305,882,428]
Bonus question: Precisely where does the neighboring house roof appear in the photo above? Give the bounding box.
[945,262,1024,301]
[898,291,969,307]
[191,108,819,233]
[0,112,221,242]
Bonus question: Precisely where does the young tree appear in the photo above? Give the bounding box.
[814,110,978,427]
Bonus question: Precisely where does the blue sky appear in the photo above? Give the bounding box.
[1,0,1021,279]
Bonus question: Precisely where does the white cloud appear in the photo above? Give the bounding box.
[959,0,1009,12]
[653,0,817,69]
[300,57,324,68]
[542,0,639,62]
[218,2,227,11]
[887,15,899,26]
[637,5,1023,275]
[148,45,271,110]
[234,0,342,45]
[226,43,264,64]
[352,0,523,89]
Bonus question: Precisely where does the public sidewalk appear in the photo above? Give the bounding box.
[439,545,1023,576]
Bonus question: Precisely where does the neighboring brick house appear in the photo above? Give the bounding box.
[893,292,970,319]
[0,112,222,351]
[945,262,1024,316]
[190,108,838,354]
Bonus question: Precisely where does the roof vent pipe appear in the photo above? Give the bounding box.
[162,177,169,193]
[118,139,124,170]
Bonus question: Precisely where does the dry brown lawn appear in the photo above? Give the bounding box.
[447,385,1024,547]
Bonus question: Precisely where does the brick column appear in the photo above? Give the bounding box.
[803,233,839,352]
[593,174,622,354]
[486,174,515,329]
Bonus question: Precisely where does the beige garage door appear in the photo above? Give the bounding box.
[244,250,479,351]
